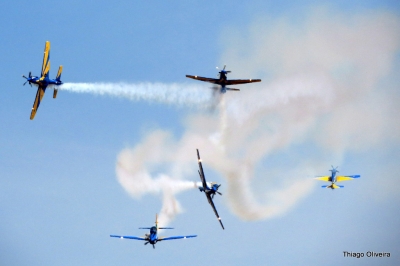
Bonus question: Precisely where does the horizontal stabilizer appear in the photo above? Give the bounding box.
[158,227,174,229]
[322,184,344,189]
[56,65,63,80]
[226,88,240,91]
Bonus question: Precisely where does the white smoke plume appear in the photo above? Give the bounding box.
[61,82,221,109]
[116,8,400,225]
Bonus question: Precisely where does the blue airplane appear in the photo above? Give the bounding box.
[22,41,63,120]
[186,65,261,93]
[196,149,224,229]
[315,166,360,189]
[110,214,197,249]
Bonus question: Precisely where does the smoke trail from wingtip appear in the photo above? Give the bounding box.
[61,82,219,108]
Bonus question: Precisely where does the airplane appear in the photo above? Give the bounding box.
[186,65,261,93]
[196,149,224,229]
[110,214,197,249]
[22,41,63,120]
[315,166,360,189]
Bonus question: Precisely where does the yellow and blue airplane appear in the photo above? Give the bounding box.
[22,41,63,120]
[315,166,360,189]
[196,149,224,229]
[110,214,197,249]
[186,65,261,93]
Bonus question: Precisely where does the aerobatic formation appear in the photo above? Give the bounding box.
[22,41,360,250]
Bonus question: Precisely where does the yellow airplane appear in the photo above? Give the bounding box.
[22,41,63,120]
[315,166,360,189]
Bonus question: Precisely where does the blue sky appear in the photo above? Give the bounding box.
[1,1,400,265]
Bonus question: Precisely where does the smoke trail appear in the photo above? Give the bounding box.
[61,82,220,109]
[115,133,199,226]
[115,9,400,224]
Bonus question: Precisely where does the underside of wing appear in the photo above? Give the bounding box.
[226,79,261,85]
[206,194,224,229]
[41,41,50,78]
[30,86,46,120]
[110,235,146,240]
[197,149,207,188]
[158,235,197,241]
[336,175,360,182]
[186,75,219,84]
[314,176,331,182]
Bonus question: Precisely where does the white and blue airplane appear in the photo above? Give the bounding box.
[110,214,197,249]
[196,149,224,229]
[315,166,360,189]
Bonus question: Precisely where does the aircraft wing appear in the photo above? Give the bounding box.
[186,75,220,84]
[30,85,46,120]
[206,193,225,229]
[158,235,197,241]
[197,149,207,188]
[226,79,261,85]
[110,235,146,240]
[336,175,360,182]
[41,41,50,78]
[314,176,331,182]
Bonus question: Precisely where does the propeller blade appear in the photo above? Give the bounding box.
[23,81,27,86]
[223,65,226,70]
[217,191,222,195]
[144,242,149,245]
[29,71,32,78]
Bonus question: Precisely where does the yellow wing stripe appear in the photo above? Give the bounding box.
[30,87,46,120]
[336,176,355,182]
[43,61,50,78]
[315,176,330,181]
[332,184,341,189]
[41,41,50,77]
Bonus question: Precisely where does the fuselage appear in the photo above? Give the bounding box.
[199,183,219,195]
[330,170,338,183]
[148,226,158,244]
[217,71,228,93]
[26,75,62,90]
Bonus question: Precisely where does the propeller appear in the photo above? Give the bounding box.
[22,72,32,87]
[216,65,231,73]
